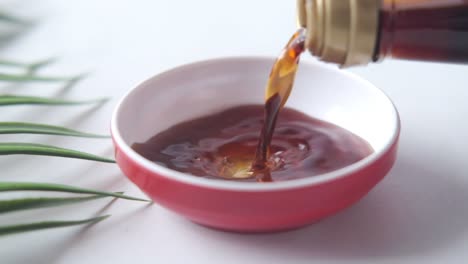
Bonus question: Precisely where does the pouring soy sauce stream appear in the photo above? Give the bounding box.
[252,29,306,181]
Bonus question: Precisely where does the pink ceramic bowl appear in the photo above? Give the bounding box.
[111,57,400,233]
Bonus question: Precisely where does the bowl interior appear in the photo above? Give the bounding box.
[113,57,399,188]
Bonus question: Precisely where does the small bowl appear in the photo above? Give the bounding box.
[111,57,400,233]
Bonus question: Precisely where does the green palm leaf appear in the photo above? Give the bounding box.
[0,143,115,163]
[27,59,58,74]
[0,95,107,106]
[0,215,109,236]
[0,182,149,202]
[0,73,79,82]
[0,58,55,68]
[0,12,29,25]
[0,195,110,213]
[0,122,108,138]
[0,58,57,74]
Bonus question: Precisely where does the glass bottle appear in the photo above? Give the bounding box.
[297,0,468,67]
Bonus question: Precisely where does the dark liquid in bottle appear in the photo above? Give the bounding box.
[132,29,373,182]
[377,0,468,63]
[132,105,373,182]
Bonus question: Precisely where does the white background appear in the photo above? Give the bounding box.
[1,0,468,263]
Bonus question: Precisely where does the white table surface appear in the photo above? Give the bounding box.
[1,0,468,263]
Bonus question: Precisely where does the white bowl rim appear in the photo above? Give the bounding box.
[111,56,400,192]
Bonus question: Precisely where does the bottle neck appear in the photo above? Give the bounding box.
[297,0,380,67]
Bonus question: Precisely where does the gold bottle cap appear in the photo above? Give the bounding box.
[297,0,379,67]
